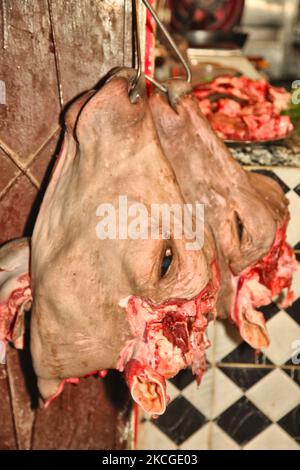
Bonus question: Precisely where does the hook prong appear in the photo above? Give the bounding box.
[142,0,192,84]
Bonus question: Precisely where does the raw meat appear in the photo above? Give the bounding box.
[119,262,219,415]
[150,83,297,349]
[194,76,293,141]
[0,238,31,354]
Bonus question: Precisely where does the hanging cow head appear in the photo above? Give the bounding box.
[30,70,219,415]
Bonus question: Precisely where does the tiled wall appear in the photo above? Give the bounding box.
[137,167,300,451]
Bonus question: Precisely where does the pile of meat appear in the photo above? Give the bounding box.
[0,68,297,419]
[194,76,293,141]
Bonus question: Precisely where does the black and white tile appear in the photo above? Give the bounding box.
[137,167,300,450]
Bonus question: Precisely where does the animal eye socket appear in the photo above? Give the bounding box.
[161,247,173,278]
[235,212,244,243]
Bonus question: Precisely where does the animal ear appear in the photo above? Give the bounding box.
[0,238,32,354]
[125,360,168,416]
[239,309,270,349]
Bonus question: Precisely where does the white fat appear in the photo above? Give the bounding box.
[118,295,132,309]
[0,340,6,364]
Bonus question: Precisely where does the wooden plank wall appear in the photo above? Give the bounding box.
[0,0,138,449]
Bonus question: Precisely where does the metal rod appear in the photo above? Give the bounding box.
[141,0,192,83]
[145,74,167,93]
[123,0,128,66]
[131,0,142,90]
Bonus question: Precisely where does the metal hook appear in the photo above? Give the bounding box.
[142,0,192,84]
[129,0,143,102]
[145,74,167,94]
[129,0,192,97]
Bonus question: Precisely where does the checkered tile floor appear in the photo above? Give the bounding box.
[137,167,300,450]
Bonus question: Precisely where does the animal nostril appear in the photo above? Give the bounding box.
[161,247,173,278]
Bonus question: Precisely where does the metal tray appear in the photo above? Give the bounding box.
[225,133,292,145]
